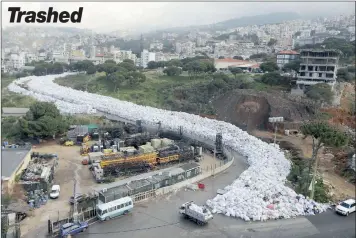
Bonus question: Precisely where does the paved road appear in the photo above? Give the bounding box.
[76,152,355,238]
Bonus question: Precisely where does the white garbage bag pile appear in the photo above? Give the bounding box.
[189,203,205,214]
[7,73,329,221]
[8,74,97,115]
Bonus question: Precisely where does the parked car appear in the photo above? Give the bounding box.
[60,222,88,237]
[69,194,86,204]
[335,199,356,216]
[49,185,60,199]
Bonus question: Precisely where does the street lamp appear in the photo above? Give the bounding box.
[268,117,284,145]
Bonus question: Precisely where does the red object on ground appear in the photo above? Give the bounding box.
[198,183,205,189]
[82,159,89,165]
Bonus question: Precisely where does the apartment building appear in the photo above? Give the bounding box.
[114,50,136,63]
[292,49,341,95]
[140,49,156,68]
[276,50,300,69]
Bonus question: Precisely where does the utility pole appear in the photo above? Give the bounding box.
[72,179,78,222]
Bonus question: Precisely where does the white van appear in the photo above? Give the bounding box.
[49,185,60,199]
[96,196,133,221]
[335,199,356,216]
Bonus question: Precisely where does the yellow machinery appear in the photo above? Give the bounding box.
[100,152,180,168]
[83,135,90,143]
[157,154,180,165]
[100,152,158,168]
[80,143,90,156]
[64,140,74,146]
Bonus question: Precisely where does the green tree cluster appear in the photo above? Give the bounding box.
[283,60,302,72]
[305,83,334,105]
[33,62,69,76]
[163,66,182,76]
[259,61,279,72]
[337,67,355,82]
[260,72,291,86]
[18,102,69,139]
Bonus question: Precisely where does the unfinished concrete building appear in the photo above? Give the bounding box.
[292,49,341,95]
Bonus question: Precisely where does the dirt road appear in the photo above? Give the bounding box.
[20,141,97,237]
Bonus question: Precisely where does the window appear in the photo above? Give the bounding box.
[319,73,322,77]
[129,201,132,205]
[120,204,124,209]
[125,202,129,206]
[351,203,355,208]
[102,209,107,215]
[340,202,350,209]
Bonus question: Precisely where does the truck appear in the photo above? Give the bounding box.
[179,201,213,225]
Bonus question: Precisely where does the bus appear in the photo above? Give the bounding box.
[96,196,133,221]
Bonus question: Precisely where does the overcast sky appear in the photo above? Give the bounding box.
[2,2,355,33]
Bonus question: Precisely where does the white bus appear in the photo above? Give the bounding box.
[96,196,133,221]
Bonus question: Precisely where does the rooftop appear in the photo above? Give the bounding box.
[300,49,343,55]
[278,50,299,55]
[2,107,29,114]
[1,148,31,179]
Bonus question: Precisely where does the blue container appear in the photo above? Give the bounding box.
[3,141,9,146]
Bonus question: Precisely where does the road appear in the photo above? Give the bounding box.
[76,152,355,238]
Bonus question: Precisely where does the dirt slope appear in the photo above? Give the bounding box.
[213,89,314,130]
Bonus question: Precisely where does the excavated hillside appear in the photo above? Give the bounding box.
[213,89,314,130]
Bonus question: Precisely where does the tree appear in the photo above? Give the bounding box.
[19,102,69,139]
[233,56,243,60]
[118,62,136,71]
[108,72,125,92]
[283,60,302,72]
[305,83,334,105]
[123,59,135,65]
[260,72,290,86]
[105,60,116,64]
[337,68,354,82]
[300,122,348,199]
[228,67,243,79]
[260,61,279,72]
[86,66,96,75]
[163,66,182,76]
[267,38,277,47]
[147,61,158,69]
[33,65,47,76]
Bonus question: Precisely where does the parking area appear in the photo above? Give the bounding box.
[20,141,97,236]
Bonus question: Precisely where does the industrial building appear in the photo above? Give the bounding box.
[292,49,341,95]
[1,146,32,194]
[97,162,201,204]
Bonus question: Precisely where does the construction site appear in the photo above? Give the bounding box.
[60,120,221,183]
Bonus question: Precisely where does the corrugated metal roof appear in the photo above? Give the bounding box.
[2,108,29,114]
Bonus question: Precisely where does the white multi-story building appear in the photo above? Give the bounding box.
[9,53,26,69]
[114,50,137,63]
[292,49,341,95]
[140,50,156,68]
[25,53,38,64]
[155,52,180,62]
[276,50,300,69]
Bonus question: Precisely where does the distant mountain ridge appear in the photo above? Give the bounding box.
[145,12,301,36]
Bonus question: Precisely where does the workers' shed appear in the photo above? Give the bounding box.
[2,108,29,117]
[179,163,201,179]
[1,147,32,194]
[164,167,185,184]
[146,173,170,190]
[127,179,152,194]
[98,184,131,204]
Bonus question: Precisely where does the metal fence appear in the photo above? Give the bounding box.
[131,189,156,203]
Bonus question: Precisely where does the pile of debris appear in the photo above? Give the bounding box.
[27,190,48,209]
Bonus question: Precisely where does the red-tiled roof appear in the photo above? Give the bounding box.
[278,50,299,55]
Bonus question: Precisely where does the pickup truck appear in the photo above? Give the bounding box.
[179,201,213,225]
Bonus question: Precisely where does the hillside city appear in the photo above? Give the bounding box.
[1,9,355,238]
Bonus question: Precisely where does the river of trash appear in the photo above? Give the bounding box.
[8,73,330,221]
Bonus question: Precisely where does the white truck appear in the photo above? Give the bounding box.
[179,201,213,225]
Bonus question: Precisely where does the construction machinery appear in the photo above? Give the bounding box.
[80,143,90,156]
[179,201,213,225]
[59,138,74,146]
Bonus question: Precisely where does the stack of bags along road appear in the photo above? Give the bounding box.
[8,74,330,221]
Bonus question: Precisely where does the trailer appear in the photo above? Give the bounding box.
[179,201,213,225]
